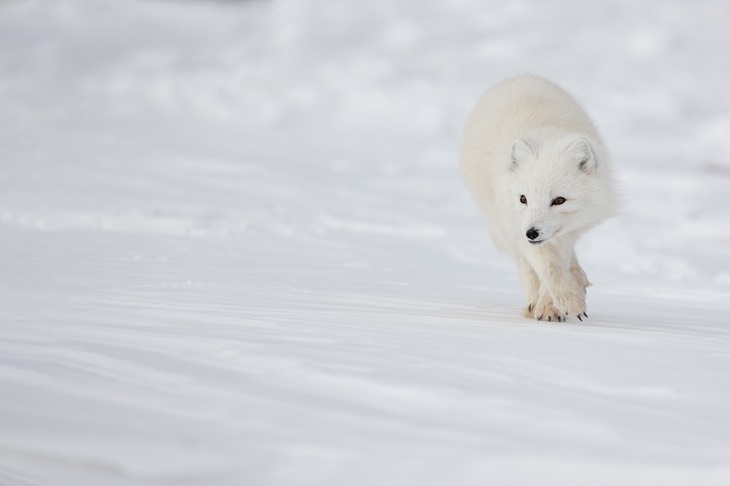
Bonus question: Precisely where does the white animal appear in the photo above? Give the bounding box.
[460,75,617,321]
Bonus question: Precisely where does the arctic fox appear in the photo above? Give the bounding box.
[460,75,617,321]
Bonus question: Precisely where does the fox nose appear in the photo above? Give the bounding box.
[526,227,540,240]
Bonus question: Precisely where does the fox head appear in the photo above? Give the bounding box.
[508,135,616,246]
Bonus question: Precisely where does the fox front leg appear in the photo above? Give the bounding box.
[517,257,540,318]
[570,250,591,292]
[525,243,587,321]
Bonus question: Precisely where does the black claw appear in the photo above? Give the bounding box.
[537,315,543,321]
[548,316,552,322]
[556,316,562,322]
[583,312,588,318]
[577,314,583,321]
[528,304,533,312]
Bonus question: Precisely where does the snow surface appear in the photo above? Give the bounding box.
[1,0,730,484]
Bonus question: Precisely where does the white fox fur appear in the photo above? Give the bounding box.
[460,75,617,321]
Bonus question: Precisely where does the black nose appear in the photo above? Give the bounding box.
[526,227,539,240]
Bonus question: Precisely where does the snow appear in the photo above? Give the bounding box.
[1,0,730,484]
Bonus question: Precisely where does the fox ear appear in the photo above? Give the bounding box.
[565,138,596,174]
[509,137,537,170]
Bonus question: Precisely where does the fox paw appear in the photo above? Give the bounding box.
[551,291,587,320]
[533,301,567,322]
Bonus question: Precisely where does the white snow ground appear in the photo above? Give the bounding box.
[1,0,730,484]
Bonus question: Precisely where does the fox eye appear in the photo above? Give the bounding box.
[551,197,566,206]
[520,195,527,204]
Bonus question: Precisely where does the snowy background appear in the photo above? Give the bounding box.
[1,0,730,484]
